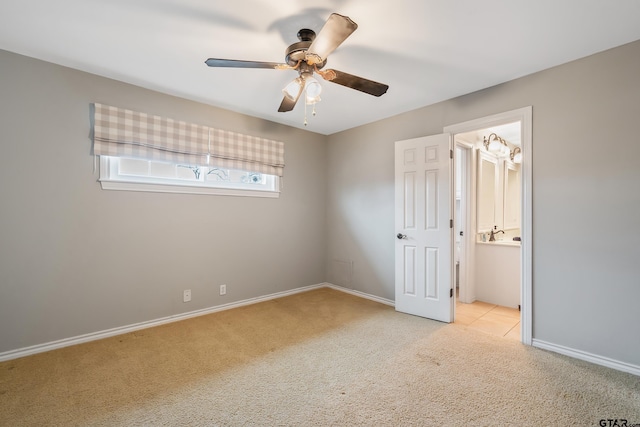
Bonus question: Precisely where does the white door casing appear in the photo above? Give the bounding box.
[395,134,453,322]
[455,142,474,304]
[444,106,533,345]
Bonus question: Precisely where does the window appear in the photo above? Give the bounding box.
[92,103,285,198]
[99,156,279,198]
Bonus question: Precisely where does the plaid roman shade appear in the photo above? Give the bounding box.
[92,103,285,177]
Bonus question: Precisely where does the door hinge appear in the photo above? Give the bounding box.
[450,288,453,298]
[450,219,453,229]
[450,149,453,159]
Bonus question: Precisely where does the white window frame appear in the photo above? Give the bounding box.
[99,156,280,198]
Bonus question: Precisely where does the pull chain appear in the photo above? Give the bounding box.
[304,98,308,126]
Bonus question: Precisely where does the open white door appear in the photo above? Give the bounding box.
[395,134,453,322]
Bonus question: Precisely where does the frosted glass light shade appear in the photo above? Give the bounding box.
[283,78,303,100]
[488,139,502,153]
[305,77,322,104]
[513,151,522,163]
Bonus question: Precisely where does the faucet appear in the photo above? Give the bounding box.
[489,226,505,242]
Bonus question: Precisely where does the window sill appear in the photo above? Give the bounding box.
[99,180,280,198]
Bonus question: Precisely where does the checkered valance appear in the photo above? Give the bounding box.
[92,103,285,177]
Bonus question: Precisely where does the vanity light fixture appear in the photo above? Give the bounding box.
[483,133,501,153]
[511,146,522,164]
[483,133,510,157]
[500,142,510,156]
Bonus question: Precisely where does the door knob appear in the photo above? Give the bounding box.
[397,233,407,240]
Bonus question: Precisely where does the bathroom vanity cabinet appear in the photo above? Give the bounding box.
[475,241,521,308]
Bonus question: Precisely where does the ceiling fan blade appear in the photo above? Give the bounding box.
[205,58,288,69]
[305,13,357,65]
[321,69,389,97]
[278,94,299,112]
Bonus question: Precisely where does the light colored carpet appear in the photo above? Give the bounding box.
[1,287,639,426]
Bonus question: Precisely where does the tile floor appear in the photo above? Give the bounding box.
[454,296,521,341]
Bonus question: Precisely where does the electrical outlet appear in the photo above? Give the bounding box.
[183,289,191,302]
[220,284,227,296]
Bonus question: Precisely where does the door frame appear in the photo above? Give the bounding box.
[444,106,532,345]
[454,141,474,305]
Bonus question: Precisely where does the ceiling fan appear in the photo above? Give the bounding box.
[205,13,389,114]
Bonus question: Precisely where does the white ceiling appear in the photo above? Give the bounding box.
[2,1,640,135]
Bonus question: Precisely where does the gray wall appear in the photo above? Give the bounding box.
[2,39,639,369]
[0,50,327,353]
[326,40,640,366]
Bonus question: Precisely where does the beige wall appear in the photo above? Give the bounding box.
[0,50,327,353]
[326,40,640,367]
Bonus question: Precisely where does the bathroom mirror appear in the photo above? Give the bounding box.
[504,160,521,229]
[477,151,498,232]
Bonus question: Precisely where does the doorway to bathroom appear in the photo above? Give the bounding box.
[444,107,532,344]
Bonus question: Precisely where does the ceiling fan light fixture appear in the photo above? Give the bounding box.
[306,95,321,105]
[205,13,388,119]
[283,77,304,100]
[305,77,322,104]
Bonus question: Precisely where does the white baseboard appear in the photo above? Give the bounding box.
[6,285,637,378]
[324,282,395,307]
[0,283,326,363]
[532,339,640,376]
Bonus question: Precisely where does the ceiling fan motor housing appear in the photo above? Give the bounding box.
[284,28,327,69]
[297,28,316,42]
